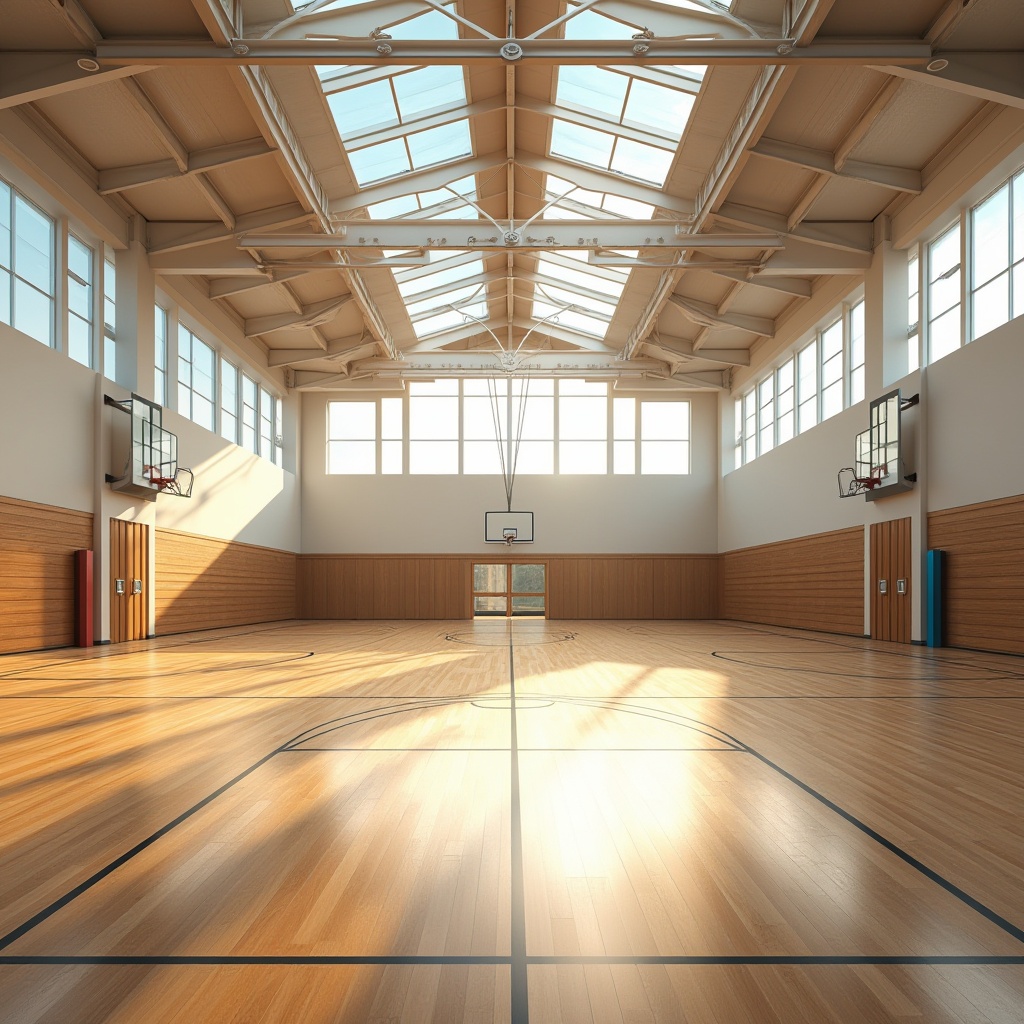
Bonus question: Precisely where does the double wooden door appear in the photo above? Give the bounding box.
[870,517,911,642]
[110,519,149,642]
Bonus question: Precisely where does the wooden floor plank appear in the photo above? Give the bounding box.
[0,619,1022,1022]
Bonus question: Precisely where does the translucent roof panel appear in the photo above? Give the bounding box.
[393,66,466,119]
[555,68,691,142]
[556,67,628,118]
[367,175,477,220]
[415,300,488,338]
[549,118,673,187]
[407,120,472,167]
[397,254,483,299]
[623,80,696,137]
[348,139,410,185]
[348,119,472,186]
[544,174,655,220]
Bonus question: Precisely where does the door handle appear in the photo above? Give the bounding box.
[878,579,887,594]
[115,578,125,595]
[132,579,142,595]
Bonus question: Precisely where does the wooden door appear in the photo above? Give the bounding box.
[110,519,149,642]
[870,517,911,642]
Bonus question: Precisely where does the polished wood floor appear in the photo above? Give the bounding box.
[0,619,1022,1023]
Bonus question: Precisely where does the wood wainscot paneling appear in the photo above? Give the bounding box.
[298,554,718,620]
[0,495,93,654]
[298,556,471,620]
[929,493,1024,655]
[155,529,297,635]
[720,528,864,635]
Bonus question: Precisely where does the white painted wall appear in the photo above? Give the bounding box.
[0,324,96,512]
[155,406,300,551]
[300,390,720,554]
[925,316,1024,512]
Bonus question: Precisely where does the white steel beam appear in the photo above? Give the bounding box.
[149,202,314,254]
[330,153,507,214]
[758,238,872,274]
[267,335,376,367]
[94,39,932,68]
[0,56,148,110]
[149,239,263,275]
[879,55,1024,111]
[715,201,874,252]
[207,270,314,299]
[239,224,783,251]
[516,153,694,216]
[98,138,276,194]
[751,137,922,193]
[352,352,660,374]
[709,267,812,297]
[667,295,775,337]
[645,335,751,366]
[244,296,356,337]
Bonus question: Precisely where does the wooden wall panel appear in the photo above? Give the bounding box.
[720,528,864,635]
[298,554,719,620]
[0,495,93,654]
[155,529,297,635]
[929,494,1024,655]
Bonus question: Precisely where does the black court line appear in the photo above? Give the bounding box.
[280,747,743,753]
[508,632,529,1024]
[2,954,1022,967]
[3,664,1023,971]
[710,649,1024,683]
[4,692,1024,702]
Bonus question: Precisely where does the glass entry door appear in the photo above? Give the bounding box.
[473,563,546,617]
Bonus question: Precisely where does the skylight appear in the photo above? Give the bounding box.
[328,66,467,138]
[550,118,674,186]
[555,68,693,142]
[528,250,629,340]
[367,175,477,220]
[543,174,655,220]
[394,251,488,338]
[348,119,472,186]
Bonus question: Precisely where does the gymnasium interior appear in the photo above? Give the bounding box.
[1,0,1023,1020]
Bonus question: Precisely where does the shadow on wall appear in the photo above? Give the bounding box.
[154,529,298,636]
[154,443,288,543]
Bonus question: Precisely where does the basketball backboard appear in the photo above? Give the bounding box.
[485,510,534,544]
[838,389,917,500]
[106,394,193,501]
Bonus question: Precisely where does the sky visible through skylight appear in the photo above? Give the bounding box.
[315,0,705,349]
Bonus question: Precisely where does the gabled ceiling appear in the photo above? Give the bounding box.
[3,0,1022,391]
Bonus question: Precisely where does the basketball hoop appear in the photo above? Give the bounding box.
[837,465,887,498]
[502,528,517,547]
[143,465,194,498]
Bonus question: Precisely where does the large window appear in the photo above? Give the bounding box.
[409,379,459,474]
[327,384,689,476]
[928,223,961,362]
[66,236,94,367]
[177,325,215,430]
[103,257,115,377]
[558,379,607,474]
[734,298,864,469]
[971,170,1024,339]
[640,401,689,474]
[328,401,376,474]
[155,305,168,404]
[0,181,55,347]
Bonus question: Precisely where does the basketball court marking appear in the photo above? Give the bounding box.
[3,622,1023,1024]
